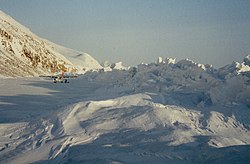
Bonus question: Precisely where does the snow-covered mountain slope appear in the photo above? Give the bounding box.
[0,55,249,163]
[0,10,101,77]
[44,40,102,73]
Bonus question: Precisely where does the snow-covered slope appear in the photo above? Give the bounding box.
[0,10,101,77]
[44,40,102,73]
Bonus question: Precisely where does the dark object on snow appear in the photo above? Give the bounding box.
[53,77,69,83]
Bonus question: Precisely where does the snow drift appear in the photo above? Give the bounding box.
[0,54,250,163]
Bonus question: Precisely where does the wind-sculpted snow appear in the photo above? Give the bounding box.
[0,65,250,163]
[87,56,249,108]
[0,57,249,163]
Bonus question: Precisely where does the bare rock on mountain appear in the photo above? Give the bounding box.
[0,10,101,77]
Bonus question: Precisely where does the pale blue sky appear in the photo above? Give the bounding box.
[0,0,249,67]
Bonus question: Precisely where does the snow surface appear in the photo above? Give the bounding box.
[1,9,250,164]
[0,56,250,163]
